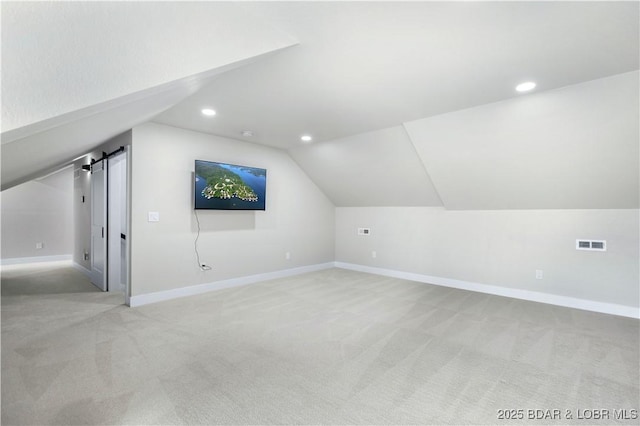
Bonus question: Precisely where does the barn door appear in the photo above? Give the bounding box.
[90,159,107,291]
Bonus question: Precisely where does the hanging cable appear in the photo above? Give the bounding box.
[194,209,211,270]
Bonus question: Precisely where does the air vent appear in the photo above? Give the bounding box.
[576,239,606,251]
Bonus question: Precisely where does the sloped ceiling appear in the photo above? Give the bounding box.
[404,72,639,210]
[0,54,291,191]
[1,1,296,131]
[1,1,297,190]
[289,126,442,207]
[290,71,639,209]
[1,2,638,211]
[154,1,639,148]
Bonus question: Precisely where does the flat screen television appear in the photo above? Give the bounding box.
[194,160,267,210]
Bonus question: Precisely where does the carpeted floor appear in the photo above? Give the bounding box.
[1,262,638,425]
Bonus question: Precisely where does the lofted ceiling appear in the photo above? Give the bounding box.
[1,1,296,189]
[289,126,443,207]
[404,72,639,210]
[290,71,639,210]
[154,1,639,148]
[1,1,638,210]
[2,1,296,132]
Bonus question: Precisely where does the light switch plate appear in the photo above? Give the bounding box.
[148,212,160,222]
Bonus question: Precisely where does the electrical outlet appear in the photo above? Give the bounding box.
[372,250,377,258]
[35,242,43,249]
[357,228,371,236]
[84,252,90,261]
[536,269,543,280]
[285,251,291,260]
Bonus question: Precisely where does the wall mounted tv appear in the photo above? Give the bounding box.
[194,160,267,210]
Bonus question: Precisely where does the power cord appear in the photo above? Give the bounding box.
[194,209,212,271]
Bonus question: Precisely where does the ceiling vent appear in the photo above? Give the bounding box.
[576,239,606,251]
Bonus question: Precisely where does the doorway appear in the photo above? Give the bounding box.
[89,147,130,304]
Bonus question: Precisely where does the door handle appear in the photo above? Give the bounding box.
[102,227,104,238]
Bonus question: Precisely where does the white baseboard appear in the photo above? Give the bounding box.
[335,262,640,319]
[129,262,335,307]
[0,254,72,266]
[72,262,92,278]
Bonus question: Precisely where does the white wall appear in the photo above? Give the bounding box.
[336,207,639,308]
[129,123,335,296]
[1,167,73,260]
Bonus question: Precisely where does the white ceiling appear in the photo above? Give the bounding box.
[0,57,277,190]
[154,1,639,149]
[1,1,296,189]
[1,1,296,131]
[2,1,638,210]
[404,71,639,209]
[289,126,443,207]
[291,71,639,209]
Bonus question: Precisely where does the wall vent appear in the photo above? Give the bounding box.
[576,239,606,251]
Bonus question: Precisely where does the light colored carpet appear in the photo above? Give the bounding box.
[2,262,638,425]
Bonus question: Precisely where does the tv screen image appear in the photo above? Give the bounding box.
[194,160,267,210]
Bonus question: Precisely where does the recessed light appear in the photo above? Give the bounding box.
[241,130,254,137]
[201,108,216,116]
[515,81,536,92]
[300,135,312,142]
